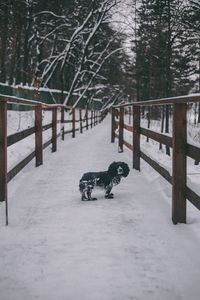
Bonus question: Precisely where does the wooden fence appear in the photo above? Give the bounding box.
[0,95,105,225]
[111,94,200,224]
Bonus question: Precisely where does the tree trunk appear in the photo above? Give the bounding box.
[0,4,9,82]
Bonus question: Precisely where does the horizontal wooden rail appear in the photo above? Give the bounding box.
[140,151,172,184]
[140,127,172,148]
[43,138,52,150]
[115,133,133,151]
[113,93,200,108]
[124,123,133,132]
[186,144,200,161]
[111,95,200,224]
[185,187,200,210]
[7,127,35,146]
[43,123,52,131]
[7,151,35,182]
[64,128,79,135]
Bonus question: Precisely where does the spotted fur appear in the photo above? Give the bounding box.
[79,161,130,201]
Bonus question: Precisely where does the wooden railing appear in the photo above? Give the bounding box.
[0,95,105,225]
[111,94,200,224]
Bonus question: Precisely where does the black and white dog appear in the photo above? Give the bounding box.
[79,161,130,201]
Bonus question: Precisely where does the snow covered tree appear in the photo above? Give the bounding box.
[0,0,131,109]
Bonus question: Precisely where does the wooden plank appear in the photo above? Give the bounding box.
[7,123,54,148]
[63,120,73,123]
[7,151,35,182]
[186,144,200,161]
[133,105,140,170]
[72,108,76,138]
[124,123,133,132]
[172,103,187,224]
[118,107,124,152]
[0,100,7,202]
[140,151,172,184]
[185,186,200,210]
[43,123,52,131]
[86,110,89,130]
[113,94,200,108]
[79,109,83,133]
[64,128,79,135]
[35,105,43,167]
[61,107,65,141]
[111,108,116,143]
[114,108,120,117]
[140,127,172,148]
[43,133,61,150]
[1,95,43,106]
[8,132,61,183]
[43,139,52,149]
[7,126,35,147]
[52,107,57,152]
[90,111,93,128]
[123,140,133,151]
[93,111,96,126]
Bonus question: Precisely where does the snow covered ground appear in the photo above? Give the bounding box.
[1,116,200,300]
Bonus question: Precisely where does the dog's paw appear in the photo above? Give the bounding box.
[82,197,97,201]
[105,193,114,199]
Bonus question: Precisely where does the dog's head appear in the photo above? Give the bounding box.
[108,161,130,178]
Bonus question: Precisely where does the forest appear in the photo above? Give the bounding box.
[0,0,200,110]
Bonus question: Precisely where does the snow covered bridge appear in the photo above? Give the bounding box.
[1,105,200,299]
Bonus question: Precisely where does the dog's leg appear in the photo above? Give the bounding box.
[79,181,88,201]
[105,183,114,199]
[80,181,97,201]
[86,186,96,201]
[81,190,88,201]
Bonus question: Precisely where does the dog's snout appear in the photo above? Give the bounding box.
[117,166,123,175]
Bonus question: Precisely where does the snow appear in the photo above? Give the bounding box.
[1,115,200,300]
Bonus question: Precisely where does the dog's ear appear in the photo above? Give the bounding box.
[121,162,130,177]
[108,162,118,176]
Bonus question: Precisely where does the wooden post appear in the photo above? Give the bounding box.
[111,107,115,143]
[133,105,140,170]
[52,106,57,152]
[0,100,7,202]
[0,100,8,225]
[35,105,43,167]
[86,110,88,130]
[172,103,187,224]
[95,111,97,125]
[79,109,83,133]
[61,107,65,141]
[72,108,76,138]
[94,111,96,125]
[101,111,103,122]
[118,107,124,152]
[96,111,98,124]
[91,111,93,128]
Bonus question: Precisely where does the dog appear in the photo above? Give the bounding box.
[79,161,130,201]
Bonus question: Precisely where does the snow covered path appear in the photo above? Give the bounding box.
[1,116,200,300]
